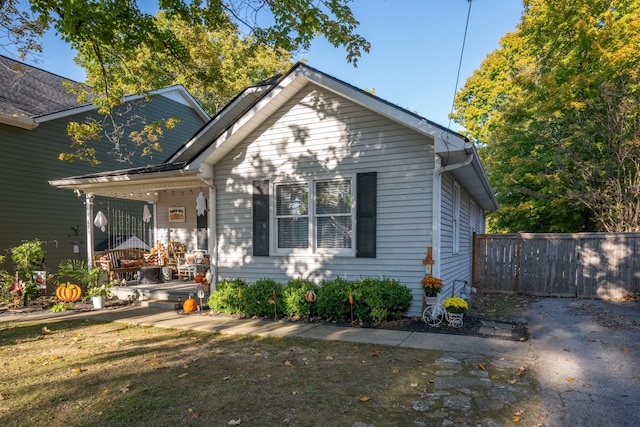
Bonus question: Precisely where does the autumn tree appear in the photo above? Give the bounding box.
[453,0,640,232]
[1,0,369,164]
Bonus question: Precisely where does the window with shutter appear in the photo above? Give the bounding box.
[255,173,376,257]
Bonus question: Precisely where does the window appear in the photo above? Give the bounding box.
[253,173,376,258]
[275,183,309,249]
[275,179,352,253]
[453,183,460,253]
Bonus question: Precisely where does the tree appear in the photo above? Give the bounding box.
[1,0,369,164]
[453,0,640,232]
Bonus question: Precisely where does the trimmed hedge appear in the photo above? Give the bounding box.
[208,276,412,323]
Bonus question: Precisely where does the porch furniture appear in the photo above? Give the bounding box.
[94,248,150,282]
[176,251,209,280]
[139,266,164,285]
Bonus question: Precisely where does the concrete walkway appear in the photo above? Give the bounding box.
[0,305,532,360]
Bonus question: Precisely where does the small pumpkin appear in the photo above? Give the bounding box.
[194,273,207,284]
[183,296,198,313]
[56,282,83,302]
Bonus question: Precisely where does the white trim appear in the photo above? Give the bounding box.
[35,85,209,124]
[270,174,356,257]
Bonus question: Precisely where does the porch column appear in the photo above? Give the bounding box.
[85,193,94,268]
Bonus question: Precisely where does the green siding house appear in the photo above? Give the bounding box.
[0,55,208,281]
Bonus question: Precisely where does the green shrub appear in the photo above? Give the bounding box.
[242,278,284,318]
[283,279,320,317]
[315,277,354,322]
[353,277,412,322]
[207,279,248,315]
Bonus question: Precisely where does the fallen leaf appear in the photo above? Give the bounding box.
[284,360,292,366]
[623,347,629,352]
[512,416,521,422]
[178,373,189,378]
[391,368,400,374]
[71,368,85,374]
[518,366,526,376]
[228,419,241,425]
[41,327,52,335]
[565,377,575,382]
[582,383,591,388]
[508,379,517,384]
[477,363,485,370]
[359,396,371,402]
[101,389,109,397]
[120,386,129,394]
[325,356,334,361]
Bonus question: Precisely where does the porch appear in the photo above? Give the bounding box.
[111,279,211,310]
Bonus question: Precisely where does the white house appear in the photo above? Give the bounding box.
[50,63,498,316]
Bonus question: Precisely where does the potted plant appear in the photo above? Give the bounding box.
[421,276,443,303]
[57,259,105,309]
[85,282,112,310]
[443,297,469,327]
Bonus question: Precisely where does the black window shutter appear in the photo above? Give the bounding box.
[253,180,269,256]
[356,172,377,258]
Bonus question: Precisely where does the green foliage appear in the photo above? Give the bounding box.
[209,276,413,323]
[0,256,14,304]
[2,0,369,165]
[454,0,640,232]
[50,302,74,312]
[282,278,320,317]
[207,279,248,315]
[11,239,46,303]
[57,259,101,289]
[240,278,284,319]
[353,277,413,323]
[315,277,354,322]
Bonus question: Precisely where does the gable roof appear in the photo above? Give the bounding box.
[0,55,86,128]
[0,55,209,129]
[51,62,498,210]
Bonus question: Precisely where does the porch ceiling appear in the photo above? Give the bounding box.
[50,169,205,202]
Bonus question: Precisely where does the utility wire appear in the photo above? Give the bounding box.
[447,0,473,131]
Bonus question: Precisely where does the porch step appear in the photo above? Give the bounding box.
[112,284,210,310]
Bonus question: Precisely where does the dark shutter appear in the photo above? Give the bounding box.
[356,172,376,258]
[253,180,270,256]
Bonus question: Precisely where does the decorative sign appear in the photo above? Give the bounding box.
[168,207,186,222]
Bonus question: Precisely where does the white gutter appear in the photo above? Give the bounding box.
[0,114,38,129]
[431,145,474,280]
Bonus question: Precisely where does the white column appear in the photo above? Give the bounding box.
[85,193,95,268]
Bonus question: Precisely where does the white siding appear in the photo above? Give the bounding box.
[213,84,435,315]
[439,173,474,299]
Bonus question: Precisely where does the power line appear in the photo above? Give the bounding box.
[447,0,473,131]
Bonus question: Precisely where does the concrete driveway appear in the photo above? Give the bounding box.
[527,298,640,427]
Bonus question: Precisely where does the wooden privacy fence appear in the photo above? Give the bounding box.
[472,232,640,299]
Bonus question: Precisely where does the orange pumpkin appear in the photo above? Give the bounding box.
[55,283,83,302]
[183,296,198,312]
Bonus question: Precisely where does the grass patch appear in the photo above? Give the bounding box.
[0,318,543,426]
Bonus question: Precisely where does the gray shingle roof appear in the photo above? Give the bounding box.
[0,55,88,119]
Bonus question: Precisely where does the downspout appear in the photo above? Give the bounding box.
[431,145,474,281]
[198,171,217,287]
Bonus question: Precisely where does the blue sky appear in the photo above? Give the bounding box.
[20,0,524,131]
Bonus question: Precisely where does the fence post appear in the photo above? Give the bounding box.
[514,232,521,295]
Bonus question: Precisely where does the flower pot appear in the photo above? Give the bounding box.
[447,312,464,328]
[91,296,105,310]
[424,296,438,306]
